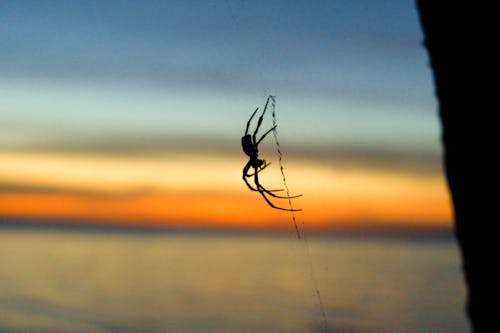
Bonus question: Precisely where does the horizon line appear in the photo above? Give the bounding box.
[1,216,454,238]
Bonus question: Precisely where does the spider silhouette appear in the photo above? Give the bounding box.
[241,96,302,211]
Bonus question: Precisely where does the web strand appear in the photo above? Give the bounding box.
[269,95,301,240]
[269,95,328,332]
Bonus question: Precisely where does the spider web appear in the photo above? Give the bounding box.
[268,95,301,240]
[268,95,328,332]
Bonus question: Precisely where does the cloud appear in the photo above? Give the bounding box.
[0,181,160,197]
[0,133,442,178]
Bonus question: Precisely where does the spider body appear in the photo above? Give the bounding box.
[241,134,258,158]
[241,96,301,211]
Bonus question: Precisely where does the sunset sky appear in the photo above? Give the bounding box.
[0,1,452,232]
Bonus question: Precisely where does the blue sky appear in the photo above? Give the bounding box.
[0,1,439,162]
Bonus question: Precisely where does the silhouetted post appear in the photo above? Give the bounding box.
[416,2,496,332]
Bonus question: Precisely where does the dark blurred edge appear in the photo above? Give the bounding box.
[417,2,497,332]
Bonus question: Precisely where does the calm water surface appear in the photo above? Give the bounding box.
[0,228,469,333]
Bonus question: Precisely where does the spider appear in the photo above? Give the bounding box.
[241,96,302,211]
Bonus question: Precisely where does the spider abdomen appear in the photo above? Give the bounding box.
[241,134,257,157]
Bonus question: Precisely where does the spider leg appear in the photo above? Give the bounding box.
[254,167,301,198]
[257,188,302,212]
[245,107,259,135]
[247,167,285,194]
[258,184,302,199]
[242,161,259,191]
[253,96,271,143]
[245,164,283,193]
[257,125,277,145]
[247,161,271,176]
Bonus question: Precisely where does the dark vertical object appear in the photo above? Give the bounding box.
[416,2,495,332]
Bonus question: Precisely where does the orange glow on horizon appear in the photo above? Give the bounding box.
[0,151,453,231]
[0,190,452,231]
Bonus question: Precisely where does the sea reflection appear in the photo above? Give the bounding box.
[0,228,468,333]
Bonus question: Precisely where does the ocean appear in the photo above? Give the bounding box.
[0,226,469,333]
